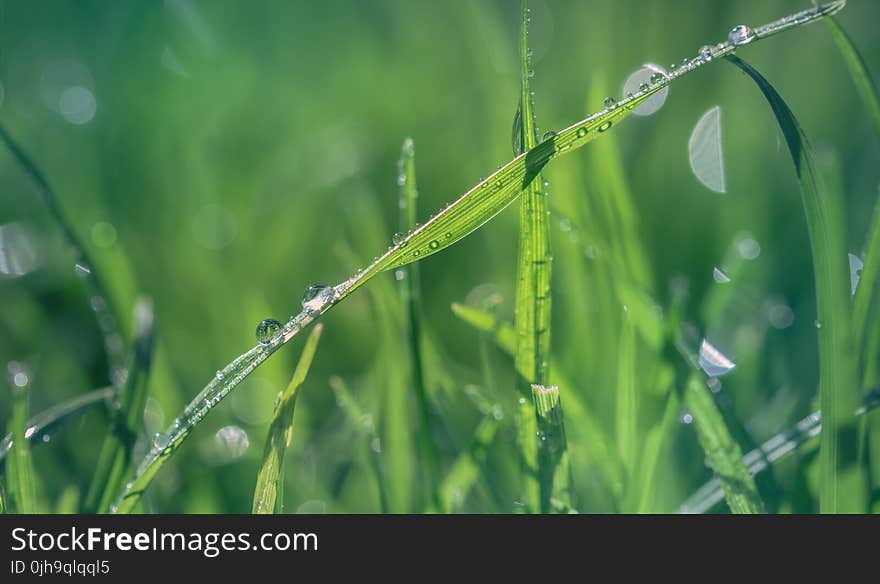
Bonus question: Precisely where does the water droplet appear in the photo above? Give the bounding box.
[541,130,556,141]
[153,432,171,450]
[41,434,51,443]
[849,253,863,296]
[699,45,713,61]
[814,320,822,329]
[735,233,761,260]
[622,64,669,116]
[255,318,282,345]
[74,262,91,276]
[394,269,406,281]
[603,96,617,109]
[301,284,335,315]
[669,63,677,71]
[712,267,731,283]
[679,410,694,424]
[698,338,736,377]
[518,397,527,405]
[728,24,755,46]
[429,240,440,250]
[215,370,225,381]
[392,232,406,245]
[707,377,722,394]
[649,73,663,85]
[688,106,726,193]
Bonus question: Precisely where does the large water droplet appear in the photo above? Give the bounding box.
[622,64,669,117]
[255,318,282,345]
[728,24,755,46]
[849,253,863,296]
[698,339,736,377]
[699,45,713,62]
[392,232,406,245]
[301,284,335,315]
[153,432,171,451]
[688,106,726,193]
[603,96,617,109]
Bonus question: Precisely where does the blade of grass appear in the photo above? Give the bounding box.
[0,124,127,386]
[0,387,115,463]
[5,368,36,513]
[512,0,551,514]
[681,387,880,513]
[397,138,440,512]
[825,17,880,144]
[114,2,843,513]
[633,389,680,513]
[83,299,155,513]
[531,384,573,512]
[683,372,766,513]
[727,54,864,513]
[329,375,389,513]
[439,414,501,513]
[252,324,323,514]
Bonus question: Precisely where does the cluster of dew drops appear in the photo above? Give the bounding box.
[254,284,336,346]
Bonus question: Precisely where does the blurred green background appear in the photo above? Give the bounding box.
[1,0,879,513]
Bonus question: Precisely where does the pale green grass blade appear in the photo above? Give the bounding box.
[0,482,5,513]
[531,384,573,512]
[252,324,323,514]
[681,388,880,513]
[6,370,37,513]
[0,124,126,385]
[114,2,842,513]
[683,372,766,513]
[615,319,637,474]
[858,194,880,374]
[397,138,440,512]
[728,54,864,513]
[329,376,389,513]
[83,300,154,513]
[826,17,880,144]
[0,387,115,462]
[633,390,680,513]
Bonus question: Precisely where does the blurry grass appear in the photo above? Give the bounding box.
[252,323,323,514]
[6,373,36,513]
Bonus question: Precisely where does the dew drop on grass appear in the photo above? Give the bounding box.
[301,284,335,315]
[699,45,713,61]
[688,106,726,193]
[728,24,755,46]
[541,130,556,142]
[849,253,863,296]
[153,432,171,451]
[679,410,694,425]
[392,232,406,245]
[698,338,736,377]
[622,64,669,116]
[255,318,282,345]
[735,233,761,260]
[603,96,617,109]
[712,267,731,283]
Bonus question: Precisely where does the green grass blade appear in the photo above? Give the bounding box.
[683,372,766,514]
[681,388,880,513]
[83,300,155,513]
[633,390,680,513]
[113,3,842,513]
[0,387,115,463]
[252,324,323,514]
[727,54,864,513]
[826,17,880,144]
[0,124,127,386]
[439,415,501,513]
[397,138,440,512]
[329,375,389,513]
[6,370,37,513]
[856,194,880,360]
[531,384,572,512]
[513,0,553,514]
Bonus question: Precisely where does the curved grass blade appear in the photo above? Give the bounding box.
[681,388,880,513]
[114,2,843,513]
[683,372,766,513]
[439,414,501,513]
[329,375,389,513]
[6,371,36,513]
[0,125,126,386]
[397,138,440,512]
[727,54,863,513]
[252,324,323,514]
[825,17,880,144]
[0,387,115,463]
[84,299,155,513]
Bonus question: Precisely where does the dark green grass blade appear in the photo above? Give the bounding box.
[727,55,864,513]
[397,138,440,512]
[858,194,880,368]
[683,372,766,513]
[0,125,126,386]
[826,17,880,145]
[6,374,36,513]
[329,376,389,513]
[440,415,501,513]
[0,387,115,463]
[114,3,843,513]
[83,300,155,513]
[513,0,552,514]
[252,324,323,514]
